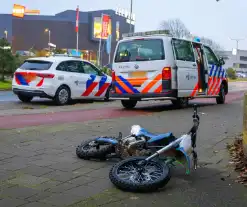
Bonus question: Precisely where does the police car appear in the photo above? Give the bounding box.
[111,30,228,109]
[12,55,112,105]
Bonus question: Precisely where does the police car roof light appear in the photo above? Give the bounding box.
[122,30,171,38]
[194,37,201,42]
[52,54,81,58]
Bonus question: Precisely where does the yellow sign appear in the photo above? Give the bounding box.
[12,4,40,18]
[93,17,111,40]
[12,4,25,18]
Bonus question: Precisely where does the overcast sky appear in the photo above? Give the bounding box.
[2,0,247,50]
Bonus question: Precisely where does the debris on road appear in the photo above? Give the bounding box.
[227,135,247,186]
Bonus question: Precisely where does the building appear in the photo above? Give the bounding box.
[0,8,135,65]
[218,50,247,73]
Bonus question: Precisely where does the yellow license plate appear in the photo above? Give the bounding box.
[129,71,147,77]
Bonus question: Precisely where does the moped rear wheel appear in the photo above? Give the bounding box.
[76,139,114,160]
[109,156,171,192]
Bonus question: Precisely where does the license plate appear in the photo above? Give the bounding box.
[129,71,147,77]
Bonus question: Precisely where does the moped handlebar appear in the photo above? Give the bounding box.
[189,104,200,134]
[193,104,198,116]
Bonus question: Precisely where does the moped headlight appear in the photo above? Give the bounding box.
[130,125,142,136]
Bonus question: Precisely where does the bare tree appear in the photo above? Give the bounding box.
[160,18,223,55]
[200,36,224,55]
[160,18,191,39]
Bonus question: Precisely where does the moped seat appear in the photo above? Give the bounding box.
[138,129,174,143]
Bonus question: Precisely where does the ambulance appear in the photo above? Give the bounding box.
[110,30,228,109]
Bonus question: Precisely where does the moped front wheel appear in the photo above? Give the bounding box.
[109,156,171,192]
[76,139,114,160]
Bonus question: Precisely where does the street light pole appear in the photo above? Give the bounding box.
[4,30,7,39]
[229,37,245,70]
[48,30,51,52]
[229,37,245,55]
[129,0,133,33]
[45,28,51,52]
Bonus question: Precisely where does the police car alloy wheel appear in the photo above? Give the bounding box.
[59,89,69,104]
[54,86,71,105]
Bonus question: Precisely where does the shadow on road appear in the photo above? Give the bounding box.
[118,102,215,113]
[13,99,115,107]
[75,157,245,200]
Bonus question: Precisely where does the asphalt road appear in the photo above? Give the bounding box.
[0,97,246,207]
[1,81,247,102]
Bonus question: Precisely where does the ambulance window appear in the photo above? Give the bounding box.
[114,39,165,62]
[203,46,218,65]
[172,39,195,62]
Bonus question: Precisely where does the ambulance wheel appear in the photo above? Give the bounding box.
[216,84,225,104]
[18,95,33,103]
[171,98,189,109]
[121,100,137,109]
[54,85,71,106]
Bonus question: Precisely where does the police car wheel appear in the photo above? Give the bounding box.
[18,95,33,103]
[216,84,225,104]
[121,100,137,109]
[54,86,71,106]
[171,98,189,109]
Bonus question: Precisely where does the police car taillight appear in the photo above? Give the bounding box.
[162,67,171,80]
[36,74,55,78]
[112,70,116,81]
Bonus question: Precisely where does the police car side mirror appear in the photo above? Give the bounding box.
[218,57,225,66]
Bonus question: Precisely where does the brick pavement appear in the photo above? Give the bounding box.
[0,100,247,206]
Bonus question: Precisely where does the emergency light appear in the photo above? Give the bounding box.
[194,37,201,42]
[122,30,171,38]
[52,54,81,58]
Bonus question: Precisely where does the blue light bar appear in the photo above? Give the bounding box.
[194,37,201,42]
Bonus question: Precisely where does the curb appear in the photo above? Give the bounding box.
[0,89,11,91]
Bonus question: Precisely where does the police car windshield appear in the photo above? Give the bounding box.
[114,39,165,63]
[20,60,53,70]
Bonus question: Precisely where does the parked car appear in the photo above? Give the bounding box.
[12,55,112,105]
[236,73,246,78]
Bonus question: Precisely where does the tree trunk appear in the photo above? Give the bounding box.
[1,69,5,81]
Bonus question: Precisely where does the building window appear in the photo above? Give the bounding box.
[233,63,247,68]
[222,56,229,60]
[240,56,247,61]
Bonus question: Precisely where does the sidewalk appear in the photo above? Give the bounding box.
[0,100,246,206]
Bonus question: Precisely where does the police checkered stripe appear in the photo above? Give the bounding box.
[209,66,221,93]
[207,65,227,95]
[82,75,110,97]
[139,72,162,92]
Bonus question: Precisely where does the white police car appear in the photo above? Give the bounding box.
[12,55,112,105]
